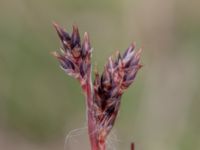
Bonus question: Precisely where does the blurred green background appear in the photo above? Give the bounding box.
[0,0,200,150]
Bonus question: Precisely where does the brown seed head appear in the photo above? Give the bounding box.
[52,23,92,85]
[93,43,142,141]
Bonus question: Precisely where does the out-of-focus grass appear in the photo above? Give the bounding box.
[0,0,200,149]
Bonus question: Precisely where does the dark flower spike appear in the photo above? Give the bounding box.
[71,25,80,48]
[52,23,92,86]
[53,23,71,51]
[123,42,136,58]
[93,43,142,144]
[52,23,142,150]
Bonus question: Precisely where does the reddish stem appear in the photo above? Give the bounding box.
[82,72,106,150]
[131,143,134,150]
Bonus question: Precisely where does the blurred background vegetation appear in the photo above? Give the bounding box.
[0,0,200,150]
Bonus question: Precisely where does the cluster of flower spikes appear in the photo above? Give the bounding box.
[52,23,92,86]
[52,23,142,148]
[93,43,142,143]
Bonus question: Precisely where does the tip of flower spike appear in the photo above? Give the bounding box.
[123,42,136,59]
[50,51,65,63]
[134,48,143,69]
[52,22,71,47]
[138,64,143,69]
[52,22,62,33]
[84,32,89,42]
[131,41,136,49]
[135,48,142,59]
[117,52,122,60]
[71,24,80,48]
[107,56,115,73]
[115,50,120,57]
[50,51,65,61]
[82,32,91,56]
[108,56,113,64]
[50,51,60,58]
[72,24,79,36]
[52,21,58,28]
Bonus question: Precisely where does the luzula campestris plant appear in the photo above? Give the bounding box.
[52,23,142,150]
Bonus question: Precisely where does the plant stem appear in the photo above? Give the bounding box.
[82,72,106,150]
[131,143,134,150]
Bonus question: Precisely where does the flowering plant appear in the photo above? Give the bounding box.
[52,23,142,150]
